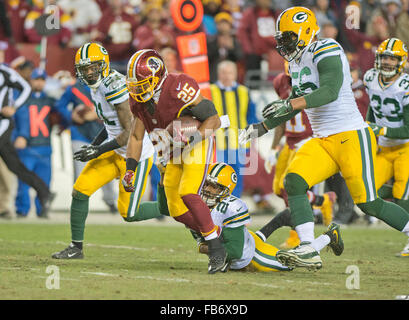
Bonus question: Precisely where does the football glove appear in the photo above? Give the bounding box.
[73,145,101,162]
[238,123,268,145]
[122,170,135,192]
[368,122,387,136]
[264,148,280,174]
[262,99,293,119]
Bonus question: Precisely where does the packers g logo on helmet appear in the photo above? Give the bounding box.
[74,42,110,88]
[275,7,320,62]
[200,162,237,207]
[375,38,408,77]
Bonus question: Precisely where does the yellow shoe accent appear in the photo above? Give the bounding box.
[280,230,300,249]
[319,192,337,226]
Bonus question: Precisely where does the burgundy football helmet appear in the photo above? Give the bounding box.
[126,49,168,102]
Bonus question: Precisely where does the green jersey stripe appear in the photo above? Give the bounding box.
[314,41,337,53]
[402,178,409,200]
[252,254,289,271]
[105,85,127,97]
[364,127,377,199]
[357,130,370,202]
[106,90,128,103]
[222,211,248,225]
[254,247,277,261]
[312,47,341,62]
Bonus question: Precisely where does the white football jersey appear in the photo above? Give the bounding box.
[364,68,409,147]
[289,38,367,137]
[90,70,154,160]
[210,195,254,270]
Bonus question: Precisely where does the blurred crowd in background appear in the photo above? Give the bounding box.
[0,0,408,220]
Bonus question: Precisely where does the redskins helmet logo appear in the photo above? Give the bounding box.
[293,12,308,23]
[147,57,163,75]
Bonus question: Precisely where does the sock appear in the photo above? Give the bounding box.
[256,208,293,240]
[174,211,200,233]
[124,202,163,222]
[70,190,89,242]
[378,184,393,199]
[401,221,409,237]
[203,226,220,241]
[396,198,409,214]
[310,234,330,252]
[288,194,315,226]
[295,222,315,243]
[181,194,216,237]
[71,241,83,250]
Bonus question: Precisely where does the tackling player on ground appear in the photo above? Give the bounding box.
[124,49,228,274]
[239,7,409,270]
[52,43,158,259]
[364,38,409,257]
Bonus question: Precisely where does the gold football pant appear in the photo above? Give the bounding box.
[375,141,409,200]
[163,137,214,217]
[73,151,153,219]
[248,231,291,272]
[287,127,378,204]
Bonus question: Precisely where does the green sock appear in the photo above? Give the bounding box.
[70,190,89,242]
[378,184,393,199]
[124,201,163,222]
[396,198,409,214]
[358,198,409,231]
[288,194,314,226]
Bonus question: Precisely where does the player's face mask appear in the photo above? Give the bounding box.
[127,77,158,103]
[76,61,106,87]
[276,31,305,62]
[200,180,230,208]
[378,54,400,77]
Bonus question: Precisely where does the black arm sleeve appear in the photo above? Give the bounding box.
[91,127,108,146]
[180,98,218,122]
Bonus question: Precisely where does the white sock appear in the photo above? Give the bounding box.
[310,235,331,252]
[204,228,219,241]
[295,222,315,243]
[401,221,409,236]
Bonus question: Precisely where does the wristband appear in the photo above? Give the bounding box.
[126,158,138,172]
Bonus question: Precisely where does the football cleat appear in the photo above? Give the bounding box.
[207,238,229,274]
[279,229,300,249]
[324,223,344,256]
[52,243,84,259]
[276,241,322,271]
[319,192,337,226]
[396,239,409,257]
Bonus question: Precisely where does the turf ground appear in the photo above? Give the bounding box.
[1,215,408,301]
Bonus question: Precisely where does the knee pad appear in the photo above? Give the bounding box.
[283,173,309,196]
[357,198,384,218]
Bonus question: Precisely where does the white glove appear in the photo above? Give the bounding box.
[238,123,268,146]
[264,148,279,174]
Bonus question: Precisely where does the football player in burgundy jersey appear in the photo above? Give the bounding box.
[123,49,228,274]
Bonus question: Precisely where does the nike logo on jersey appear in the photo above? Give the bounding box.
[341,139,349,144]
[236,207,243,212]
[176,82,181,90]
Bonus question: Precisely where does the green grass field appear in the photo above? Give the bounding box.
[0,220,408,300]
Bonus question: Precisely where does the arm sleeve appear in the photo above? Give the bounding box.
[222,226,246,261]
[366,106,375,123]
[303,55,344,108]
[185,98,218,122]
[385,105,409,139]
[9,71,32,108]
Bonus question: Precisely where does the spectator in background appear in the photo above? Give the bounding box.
[237,0,277,87]
[202,0,222,36]
[13,68,57,218]
[93,0,139,74]
[211,60,258,198]
[59,0,102,48]
[366,0,409,47]
[11,57,34,82]
[24,0,72,47]
[312,0,339,29]
[207,12,243,83]
[4,0,31,43]
[54,77,118,214]
[220,0,244,32]
[350,60,369,119]
[132,1,175,53]
[0,1,20,63]
[358,0,381,32]
[344,8,389,74]
[160,47,181,74]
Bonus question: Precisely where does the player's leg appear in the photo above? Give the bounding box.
[33,153,52,217]
[248,231,292,272]
[52,151,120,259]
[255,208,293,242]
[276,138,339,269]
[339,128,409,236]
